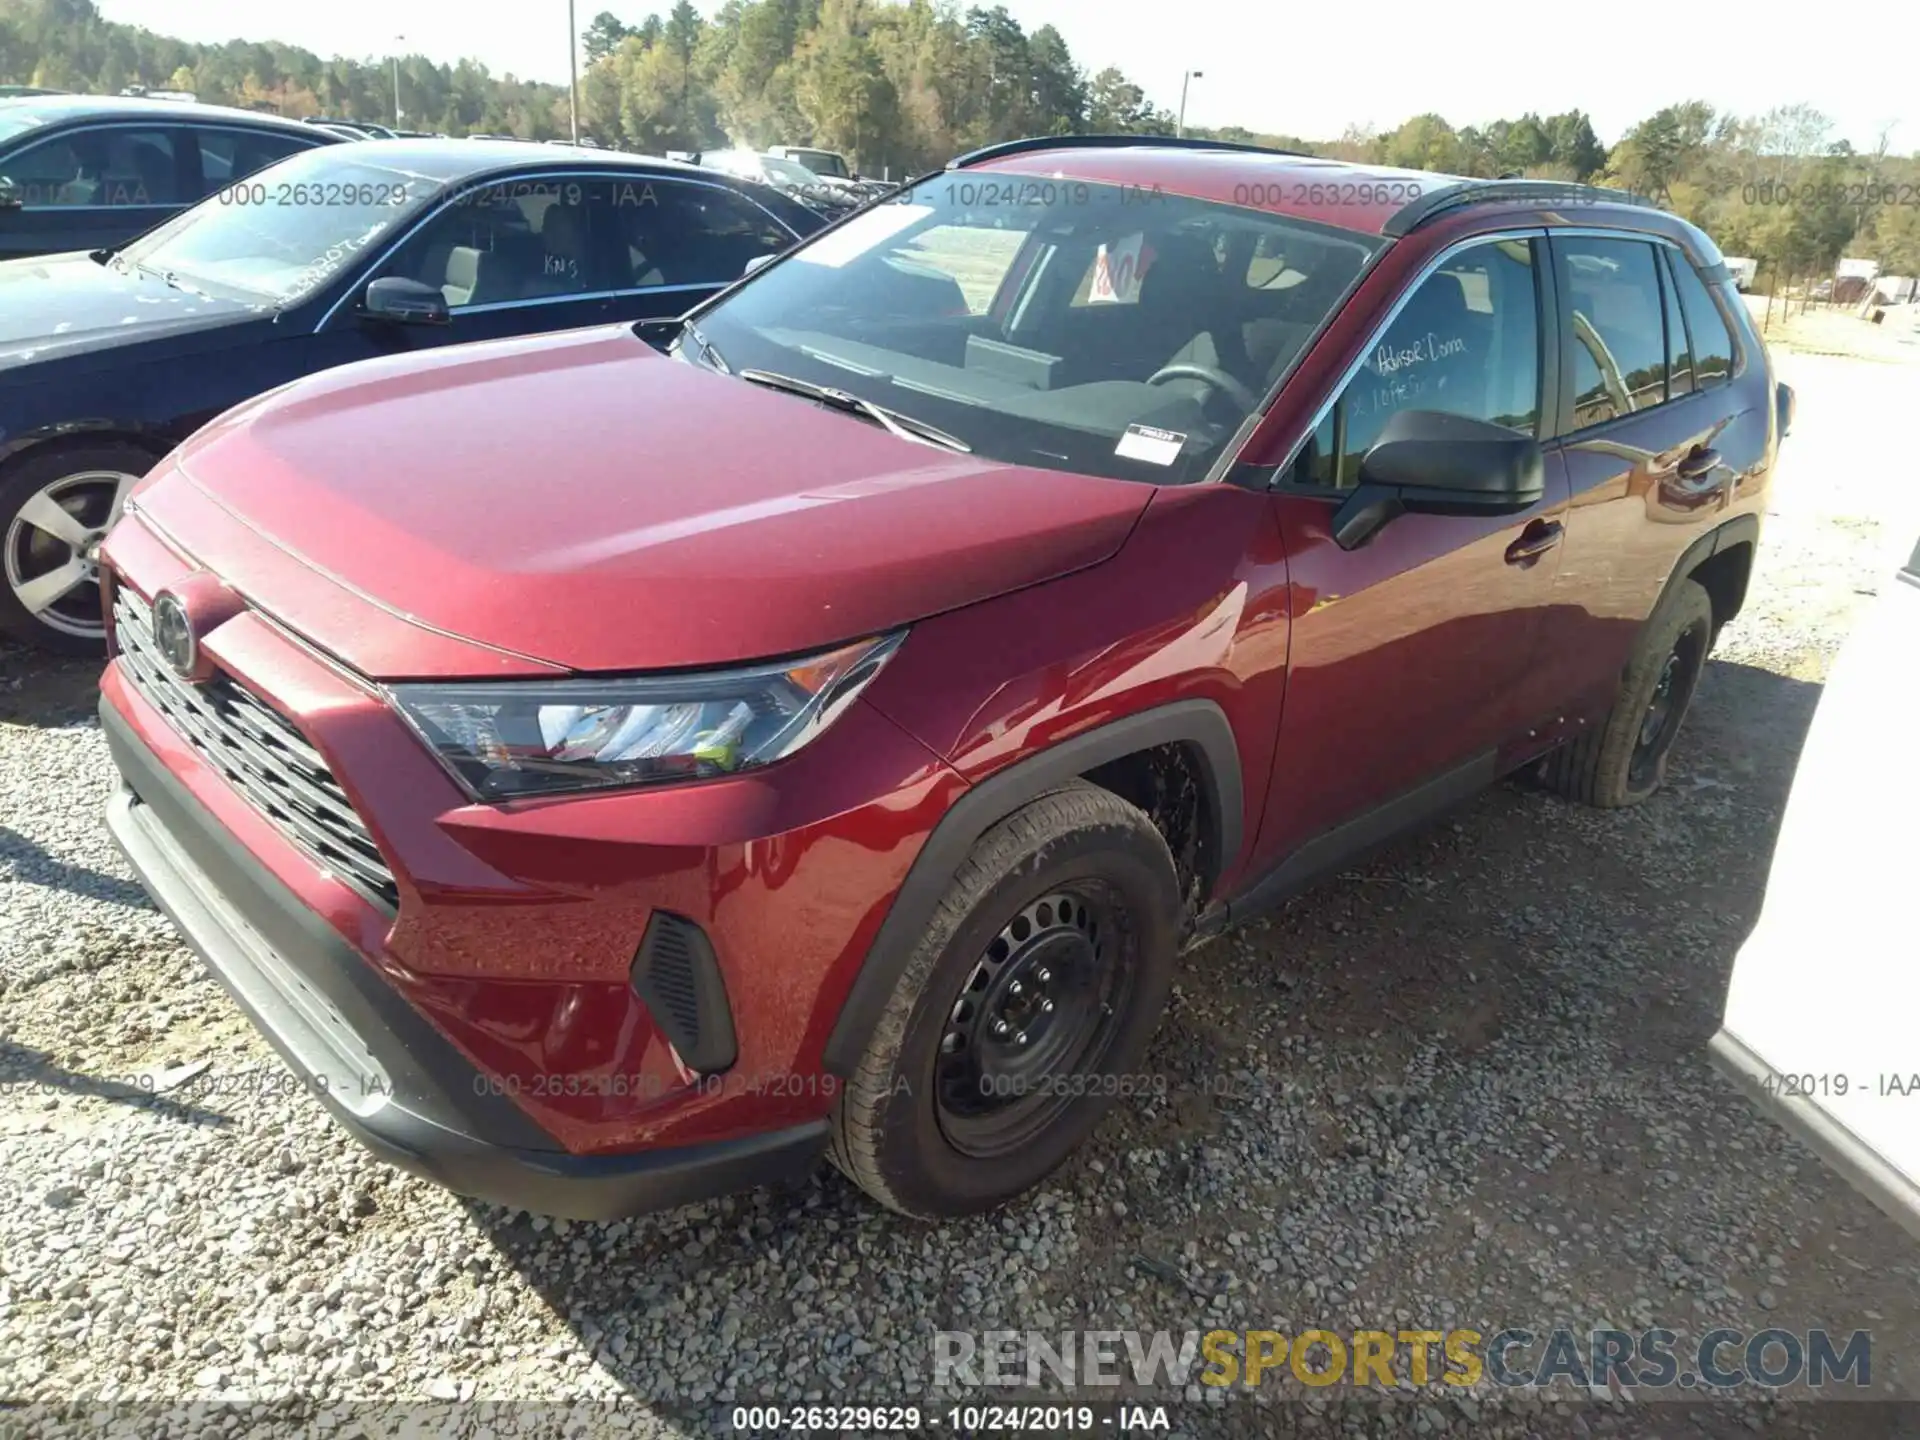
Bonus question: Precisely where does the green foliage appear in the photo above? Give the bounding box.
[5,0,1917,279]
[0,0,569,135]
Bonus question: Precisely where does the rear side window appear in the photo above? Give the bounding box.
[194,128,315,196]
[1559,236,1668,430]
[1292,237,1542,491]
[1668,252,1736,387]
[611,180,795,289]
[1658,251,1695,399]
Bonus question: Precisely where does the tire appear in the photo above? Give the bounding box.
[1544,577,1715,808]
[0,442,154,655]
[829,781,1181,1219]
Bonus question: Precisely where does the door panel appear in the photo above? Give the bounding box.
[1249,233,1567,868]
[1532,234,1763,718]
[1257,484,1569,864]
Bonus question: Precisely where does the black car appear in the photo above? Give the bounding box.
[0,95,337,260]
[0,139,825,651]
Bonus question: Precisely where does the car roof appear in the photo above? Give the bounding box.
[960,139,1665,241]
[966,143,1458,237]
[320,136,753,185]
[0,94,328,134]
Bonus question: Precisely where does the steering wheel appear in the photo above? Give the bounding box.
[1145,362,1260,413]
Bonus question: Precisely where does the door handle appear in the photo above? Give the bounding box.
[1676,446,1721,480]
[1505,520,1564,566]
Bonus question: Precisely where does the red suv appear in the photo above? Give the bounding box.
[98,137,1791,1220]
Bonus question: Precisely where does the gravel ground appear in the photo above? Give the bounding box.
[4,350,1919,1438]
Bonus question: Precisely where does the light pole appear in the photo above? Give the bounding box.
[1176,69,1202,138]
[391,37,404,128]
[567,0,581,145]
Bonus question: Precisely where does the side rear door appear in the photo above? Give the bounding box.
[1251,232,1571,875]
[0,121,189,258]
[1530,231,1757,722]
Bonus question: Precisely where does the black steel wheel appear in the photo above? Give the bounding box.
[933,884,1134,1159]
[829,782,1181,1218]
[1543,577,1715,808]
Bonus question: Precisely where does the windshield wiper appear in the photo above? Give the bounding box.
[131,259,214,301]
[682,322,729,374]
[737,369,971,454]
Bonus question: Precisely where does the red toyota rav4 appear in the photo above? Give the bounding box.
[98,137,1792,1221]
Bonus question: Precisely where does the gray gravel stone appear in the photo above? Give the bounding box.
[3,352,1918,1432]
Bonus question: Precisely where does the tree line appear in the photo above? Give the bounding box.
[5,0,1916,279]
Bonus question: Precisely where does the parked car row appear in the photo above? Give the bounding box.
[9,122,1798,1226]
[0,126,832,649]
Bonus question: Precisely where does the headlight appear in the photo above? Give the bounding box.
[391,632,904,800]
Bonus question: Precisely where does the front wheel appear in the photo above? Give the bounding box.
[1544,577,1715,808]
[829,781,1180,1218]
[0,443,154,654]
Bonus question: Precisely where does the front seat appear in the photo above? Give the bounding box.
[442,246,500,308]
[1133,232,1255,394]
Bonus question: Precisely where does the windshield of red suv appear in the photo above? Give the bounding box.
[687,177,1382,483]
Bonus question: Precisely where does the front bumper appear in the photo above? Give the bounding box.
[102,694,827,1221]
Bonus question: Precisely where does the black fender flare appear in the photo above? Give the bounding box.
[1657,512,1761,632]
[821,698,1243,1076]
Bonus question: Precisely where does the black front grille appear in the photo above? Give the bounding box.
[113,588,399,910]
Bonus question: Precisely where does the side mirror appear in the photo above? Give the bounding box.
[742,253,777,277]
[0,177,23,210]
[363,276,450,326]
[1331,409,1544,550]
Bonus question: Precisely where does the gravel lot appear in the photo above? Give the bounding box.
[3,348,1918,1436]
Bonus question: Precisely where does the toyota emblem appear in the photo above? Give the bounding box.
[151,591,196,680]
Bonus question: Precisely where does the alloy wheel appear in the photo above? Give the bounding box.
[3,470,138,641]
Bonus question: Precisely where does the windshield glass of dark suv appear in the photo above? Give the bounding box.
[684,181,1382,483]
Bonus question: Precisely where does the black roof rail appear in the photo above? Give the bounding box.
[1383,179,1662,237]
[949,133,1314,169]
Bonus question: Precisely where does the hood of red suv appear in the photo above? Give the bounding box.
[146,325,1152,676]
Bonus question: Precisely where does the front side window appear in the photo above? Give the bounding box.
[1560,237,1669,429]
[381,175,617,308]
[688,180,1381,483]
[120,146,436,304]
[1291,238,1542,491]
[4,125,179,208]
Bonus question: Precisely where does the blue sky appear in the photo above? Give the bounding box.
[96,0,1918,152]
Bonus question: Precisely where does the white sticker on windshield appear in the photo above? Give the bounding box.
[1088,232,1147,304]
[1115,423,1187,465]
[794,203,936,268]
